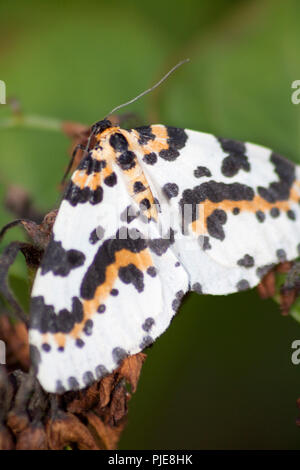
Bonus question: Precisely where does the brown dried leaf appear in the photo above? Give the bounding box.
[7,411,29,434]
[22,210,57,250]
[86,411,126,450]
[7,371,37,434]
[276,262,292,274]
[47,411,98,450]
[257,270,276,299]
[108,381,128,425]
[99,374,116,408]
[117,353,146,393]
[0,316,29,370]
[66,382,100,414]
[0,423,15,450]
[16,422,48,450]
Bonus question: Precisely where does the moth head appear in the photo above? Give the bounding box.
[91,119,112,137]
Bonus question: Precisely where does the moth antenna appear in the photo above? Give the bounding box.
[105,58,190,118]
[64,59,190,182]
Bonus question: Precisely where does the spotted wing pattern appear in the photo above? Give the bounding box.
[29,124,188,393]
[131,126,300,294]
[29,120,300,393]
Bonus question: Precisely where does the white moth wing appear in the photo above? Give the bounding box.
[30,146,188,393]
[133,126,300,294]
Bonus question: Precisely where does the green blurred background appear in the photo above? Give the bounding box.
[1,0,300,449]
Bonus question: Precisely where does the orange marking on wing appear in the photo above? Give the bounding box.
[151,125,168,139]
[124,127,169,154]
[192,182,300,235]
[72,170,88,189]
[114,130,159,221]
[92,144,115,163]
[146,125,169,153]
[53,333,66,349]
[71,248,153,339]
[95,126,120,141]
[45,331,66,349]
[129,174,149,193]
[72,160,114,191]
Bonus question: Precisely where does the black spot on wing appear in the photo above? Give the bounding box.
[80,227,147,300]
[97,304,106,314]
[64,181,103,207]
[180,180,254,233]
[56,380,66,394]
[120,205,140,224]
[83,319,94,336]
[76,338,85,348]
[198,235,211,251]
[133,181,147,193]
[276,249,287,262]
[30,296,84,334]
[95,364,108,379]
[194,166,212,178]
[77,154,107,174]
[221,154,250,177]
[143,152,157,165]
[104,172,117,187]
[218,137,250,177]
[41,238,85,276]
[256,210,266,223]
[142,317,155,332]
[162,183,179,199]
[256,264,275,279]
[112,347,127,365]
[68,377,80,390]
[109,132,129,152]
[257,152,295,203]
[172,290,185,312]
[270,207,280,218]
[236,279,250,291]
[180,180,254,208]
[117,150,136,170]
[83,371,94,386]
[30,345,41,374]
[218,137,246,155]
[139,198,151,210]
[237,254,255,268]
[159,127,188,161]
[147,266,157,277]
[135,126,156,145]
[153,197,162,212]
[139,335,154,350]
[148,229,175,256]
[89,226,105,244]
[287,210,296,220]
[119,264,144,292]
[192,282,203,294]
[206,209,227,241]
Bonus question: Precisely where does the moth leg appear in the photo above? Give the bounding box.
[61,144,87,185]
